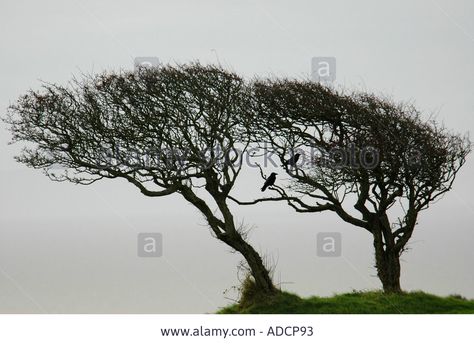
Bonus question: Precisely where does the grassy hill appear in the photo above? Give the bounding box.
[218,291,474,314]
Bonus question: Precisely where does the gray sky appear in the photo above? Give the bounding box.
[0,0,473,313]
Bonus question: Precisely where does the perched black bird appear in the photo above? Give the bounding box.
[261,172,277,191]
[284,153,301,167]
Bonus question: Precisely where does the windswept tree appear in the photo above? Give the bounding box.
[234,79,470,293]
[4,64,277,297]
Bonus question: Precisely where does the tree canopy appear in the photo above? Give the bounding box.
[236,78,471,292]
[5,63,276,296]
[5,63,470,295]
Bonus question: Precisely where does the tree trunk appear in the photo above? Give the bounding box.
[374,239,402,293]
[179,187,276,297]
[219,232,277,296]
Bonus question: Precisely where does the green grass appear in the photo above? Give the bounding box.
[218,291,474,314]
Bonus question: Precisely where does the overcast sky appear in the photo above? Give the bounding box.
[0,0,473,313]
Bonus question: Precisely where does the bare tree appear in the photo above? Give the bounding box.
[4,63,277,296]
[233,79,471,293]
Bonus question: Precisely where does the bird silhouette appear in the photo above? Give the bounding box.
[261,172,277,191]
[284,153,301,167]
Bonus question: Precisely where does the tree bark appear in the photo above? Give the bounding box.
[179,186,277,297]
[373,237,402,293]
[219,232,277,295]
